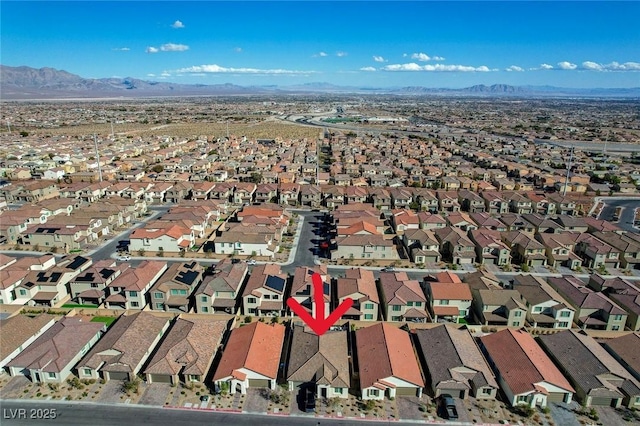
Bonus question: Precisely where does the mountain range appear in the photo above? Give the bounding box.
[1,65,639,100]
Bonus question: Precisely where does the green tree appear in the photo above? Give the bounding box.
[151,164,164,173]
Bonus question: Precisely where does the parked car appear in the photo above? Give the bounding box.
[438,394,458,420]
[117,255,131,262]
[380,266,395,272]
[305,388,316,413]
[247,259,257,265]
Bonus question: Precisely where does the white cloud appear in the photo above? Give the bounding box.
[175,64,316,75]
[234,47,242,53]
[112,47,130,51]
[171,20,185,29]
[146,46,159,54]
[432,56,445,61]
[506,65,524,72]
[605,61,640,71]
[382,63,493,72]
[411,53,431,61]
[373,56,385,63]
[336,51,348,57]
[557,61,577,70]
[147,73,156,77]
[313,51,328,57]
[161,72,171,77]
[160,43,189,52]
[540,63,554,70]
[360,67,377,72]
[582,61,603,71]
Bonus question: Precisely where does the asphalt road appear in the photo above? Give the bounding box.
[0,400,417,426]
[282,211,322,275]
[598,198,640,232]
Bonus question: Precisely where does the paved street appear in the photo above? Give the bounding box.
[597,198,640,233]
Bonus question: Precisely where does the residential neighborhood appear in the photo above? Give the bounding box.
[1,96,640,425]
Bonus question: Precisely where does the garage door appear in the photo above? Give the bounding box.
[249,379,270,388]
[108,372,129,381]
[395,387,418,396]
[590,396,615,407]
[547,392,567,404]
[439,389,465,399]
[149,374,172,384]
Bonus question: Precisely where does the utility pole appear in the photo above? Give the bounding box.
[110,120,115,139]
[94,134,103,183]
[6,120,11,133]
[563,145,574,196]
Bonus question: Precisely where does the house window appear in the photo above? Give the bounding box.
[533,306,542,313]
[516,395,528,403]
[415,301,422,307]
[130,301,139,308]
[264,294,271,300]
[154,292,163,299]
[482,388,492,395]
[440,300,449,305]
[91,283,99,288]
[364,314,374,320]
[368,389,379,397]
[201,307,209,313]
[129,291,138,297]
[335,388,343,394]
[188,375,199,382]
[392,316,402,321]
[19,289,27,296]
[83,368,92,376]
[512,321,520,327]
[272,295,279,300]
[47,372,56,379]
[392,305,401,312]
[514,311,522,317]
[560,311,571,317]
[201,296,207,302]
[364,303,374,310]
[248,308,256,314]
[459,309,467,316]
[612,325,620,331]
[248,297,257,304]
[155,303,164,309]
[614,314,623,321]
[407,301,414,307]
[170,289,188,296]
[558,322,569,328]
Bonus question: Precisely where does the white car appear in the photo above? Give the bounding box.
[247,259,257,265]
[117,255,131,262]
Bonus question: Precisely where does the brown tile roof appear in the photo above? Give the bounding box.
[212,322,285,381]
[480,329,574,396]
[6,317,104,373]
[356,323,424,389]
[336,268,379,304]
[78,312,170,374]
[603,333,640,377]
[0,314,57,362]
[429,282,472,301]
[380,272,426,305]
[144,317,228,376]
[286,324,349,388]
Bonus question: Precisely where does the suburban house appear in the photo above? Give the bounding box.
[575,233,621,270]
[472,288,527,328]
[214,222,281,258]
[6,317,105,384]
[335,268,380,321]
[69,260,129,306]
[480,328,574,408]
[129,224,195,253]
[511,275,575,329]
[194,259,248,314]
[356,323,424,400]
[424,272,472,323]
[501,231,547,267]
[588,275,640,331]
[289,266,330,319]
[105,260,167,310]
[144,317,228,385]
[0,255,56,306]
[602,333,640,383]
[548,275,628,331]
[469,228,512,266]
[286,324,350,399]
[535,233,583,271]
[539,330,640,409]
[414,325,498,399]
[212,322,285,394]
[76,312,170,381]
[242,263,289,317]
[149,261,204,313]
[379,271,429,322]
[332,234,397,261]
[402,228,441,265]
[434,227,476,265]
[0,314,57,369]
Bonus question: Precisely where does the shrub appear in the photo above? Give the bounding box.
[122,378,141,395]
[243,316,252,324]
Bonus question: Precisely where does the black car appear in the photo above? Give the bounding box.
[438,394,458,420]
[304,388,315,413]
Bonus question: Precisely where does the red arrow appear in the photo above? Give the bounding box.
[287,272,353,336]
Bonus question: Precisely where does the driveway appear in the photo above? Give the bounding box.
[96,380,126,403]
[244,388,269,413]
[139,382,173,406]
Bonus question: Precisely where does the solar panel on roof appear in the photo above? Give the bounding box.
[176,270,199,285]
[100,268,115,279]
[265,275,285,293]
[36,272,48,282]
[68,256,88,270]
[50,272,62,282]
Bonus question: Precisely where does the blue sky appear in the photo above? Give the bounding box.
[2,1,639,88]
